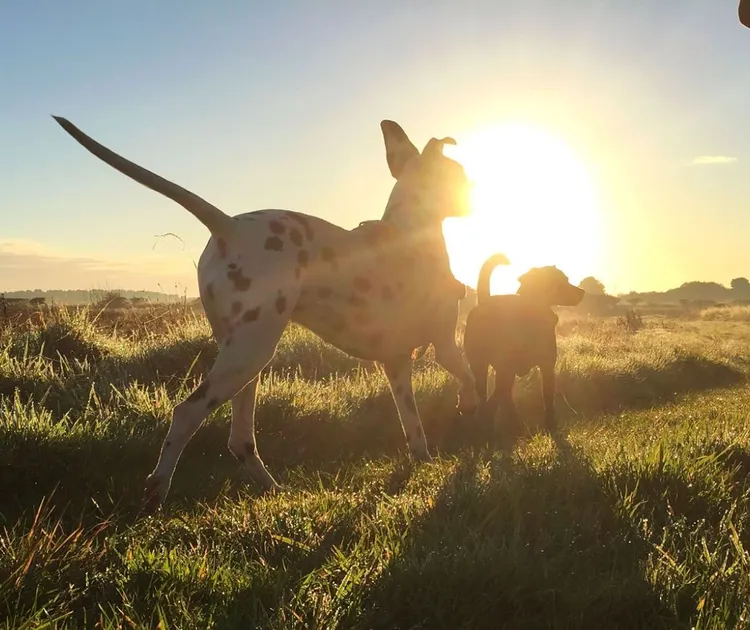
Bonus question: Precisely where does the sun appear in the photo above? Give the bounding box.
[443,121,600,296]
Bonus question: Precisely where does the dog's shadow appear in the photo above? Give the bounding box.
[0,392,483,527]
[341,432,685,630]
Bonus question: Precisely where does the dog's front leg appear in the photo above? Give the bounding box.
[381,358,432,461]
[432,340,480,415]
[428,301,480,415]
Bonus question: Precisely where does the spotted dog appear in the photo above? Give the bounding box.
[53,116,480,510]
[463,254,585,434]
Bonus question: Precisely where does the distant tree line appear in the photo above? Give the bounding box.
[2,289,185,306]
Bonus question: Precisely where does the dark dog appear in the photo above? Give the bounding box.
[463,254,585,433]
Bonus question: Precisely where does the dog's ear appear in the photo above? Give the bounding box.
[422,137,457,158]
[381,121,420,179]
[516,268,544,297]
[517,269,533,285]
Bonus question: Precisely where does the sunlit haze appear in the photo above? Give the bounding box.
[2,1,750,296]
[444,122,600,294]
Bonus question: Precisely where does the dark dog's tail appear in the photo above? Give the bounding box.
[476,253,510,304]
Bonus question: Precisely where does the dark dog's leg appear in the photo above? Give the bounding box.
[467,359,492,439]
[470,360,489,404]
[540,362,557,433]
[486,368,519,434]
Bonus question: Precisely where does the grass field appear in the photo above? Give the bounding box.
[2,305,750,629]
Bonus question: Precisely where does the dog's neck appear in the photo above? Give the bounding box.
[516,292,555,311]
[380,186,452,273]
[381,186,445,241]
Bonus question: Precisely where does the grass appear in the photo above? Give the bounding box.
[700,305,750,322]
[1,305,750,628]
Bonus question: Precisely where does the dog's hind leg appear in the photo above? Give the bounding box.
[228,377,280,491]
[540,362,557,433]
[470,360,489,404]
[381,359,432,462]
[143,315,289,510]
[485,368,519,434]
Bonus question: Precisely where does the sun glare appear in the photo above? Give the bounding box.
[443,122,600,295]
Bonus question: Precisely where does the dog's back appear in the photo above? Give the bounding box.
[464,294,558,377]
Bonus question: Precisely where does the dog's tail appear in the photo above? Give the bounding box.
[52,116,234,237]
[476,253,510,304]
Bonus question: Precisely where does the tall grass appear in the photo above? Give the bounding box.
[700,304,750,322]
[1,305,749,628]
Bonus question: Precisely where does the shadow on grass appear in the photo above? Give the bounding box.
[3,420,748,626]
[342,435,686,630]
[2,361,745,532]
[0,390,455,528]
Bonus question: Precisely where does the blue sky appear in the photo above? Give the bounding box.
[1,0,749,295]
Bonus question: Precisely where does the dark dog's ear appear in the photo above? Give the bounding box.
[381,121,420,179]
[517,268,538,291]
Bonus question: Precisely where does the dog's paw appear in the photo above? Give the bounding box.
[410,446,433,464]
[142,474,169,514]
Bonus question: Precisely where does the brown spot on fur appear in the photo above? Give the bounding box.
[276,295,287,314]
[228,263,237,269]
[265,236,284,251]
[227,268,252,291]
[287,212,314,240]
[369,332,383,347]
[205,283,215,301]
[298,250,309,267]
[231,301,242,315]
[349,294,368,308]
[317,287,333,299]
[354,277,372,292]
[269,219,286,234]
[242,307,260,323]
[290,228,303,246]
[382,285,394,301]
[320,247,337,267]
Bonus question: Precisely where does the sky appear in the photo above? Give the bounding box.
[2,0,750,296]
